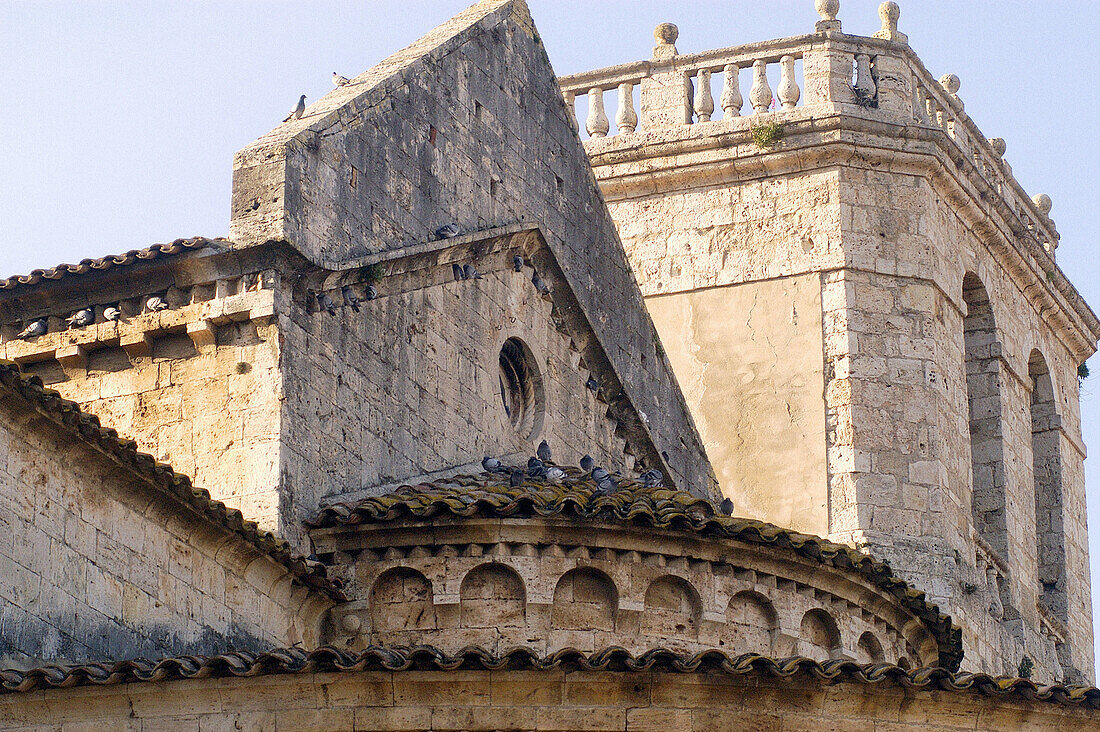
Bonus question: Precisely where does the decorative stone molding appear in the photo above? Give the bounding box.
[653,23,678,60]
[815,0,841,32]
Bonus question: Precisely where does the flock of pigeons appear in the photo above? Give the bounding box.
[481,440,735,516]
[281,72,353,123]
[480,439,665,494]
[15,296,169,340]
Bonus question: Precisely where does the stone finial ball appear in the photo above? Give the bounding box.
[654,23,679,45]
[939,73,961,95]
[1033,193,1053,215]
[879,1,901,24]
[816,0,840,21]
[341,614,362,633]
[988,138,1007,157]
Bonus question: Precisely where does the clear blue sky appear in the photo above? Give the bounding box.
[2,1,1099,668]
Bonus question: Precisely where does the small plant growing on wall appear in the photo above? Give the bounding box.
[1079,362,1090,380]
[1017,656,1034,679]
[750,121,784,150]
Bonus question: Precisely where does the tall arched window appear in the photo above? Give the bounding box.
[1029,350,1067,621]
[963,274,1009,563]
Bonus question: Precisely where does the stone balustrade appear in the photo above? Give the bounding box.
[557,2,1060,261]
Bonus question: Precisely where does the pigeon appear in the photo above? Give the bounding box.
[341,286,360,313]
[66,308,95,328]
[452,263,464,281]
[364,284,378,301]
[719,497,735,516]
[284,94,306,122]
[435,223,463,240]
[527,457,547,478]
[316,291,337,316]
[512,255,524,272]
[16,319,47,340]
[509,470,524,487]
[536,440,552,463]
[145,295,169,312]
[463,264,483,280]
[546,466,566,484]
[482,456,504,473]
[585,376,600,393]
[640,469,664,488]
[333,72,350,87]
[579,454,594,472]
[592,467,617,493]
[591,467,609,482]
[103,306,121,322]
[531,272,550,295]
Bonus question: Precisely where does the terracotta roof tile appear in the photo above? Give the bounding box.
[0,237,226,291]
[311,469,963,670]
[2,645,1095,710]
[0,361,344,601]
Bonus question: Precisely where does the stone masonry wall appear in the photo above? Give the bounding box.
[0,669,1094,731]
[229,0,715,497]
[597,155,1093,682]
[280,249,629,524]
[0,392,324,670]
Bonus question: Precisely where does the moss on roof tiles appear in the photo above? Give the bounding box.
[311,469,962,670]
[0,361,344,601]
[2,644,1097,711]
[0,237,225,291]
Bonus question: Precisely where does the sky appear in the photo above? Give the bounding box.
[2,0,1099,667]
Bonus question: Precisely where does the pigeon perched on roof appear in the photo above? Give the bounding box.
[640,469,664,488]
[66,308,95,328]
[546,466,566,484]
[316,291,337,316]
[333,72,350,87]
[513,255,524,272]
[364,285,378,301]
[579,454,594,472]
[103,306,121,322]
[719,497,735,516]
[509,470,524,487]
[531,272,550,295]
[435,223,463,240]
[482,456,504,473]
[527,457,548,478]
[463,264,483,280]
[284,94,306,122]
[536,440,552,463]
[341,286,360,313]
[16,319,47,340]
[452,263,464,281]
[145,296,169,312]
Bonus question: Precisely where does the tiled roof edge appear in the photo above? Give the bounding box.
[0,361,345,601]
[309,475,962,670]
[0,237,228,291]
[1,644,1095,710]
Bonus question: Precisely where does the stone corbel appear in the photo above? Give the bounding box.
[55,344,87,370]
[120,332,152,358]
[186,319,217,350]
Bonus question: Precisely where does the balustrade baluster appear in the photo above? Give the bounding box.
[854,54,876,102]
[721,64,743,118]
[778,55,800,110]
[694,69,715,122]
[749,60,773,114]
[586,87,610,138]
[615,83,638,134]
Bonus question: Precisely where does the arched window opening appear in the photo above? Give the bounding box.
[963,274,1009,562]
[724,591,778,654]
[856,631,885,664]
[799,609,841,661]
[460,563,527,628]
[1029,350,1067,622]
[551,568,617,631]
[642,576,702,639]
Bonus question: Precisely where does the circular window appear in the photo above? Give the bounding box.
[498,337,544,439]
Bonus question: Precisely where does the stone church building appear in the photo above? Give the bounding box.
[2,0,1099,728]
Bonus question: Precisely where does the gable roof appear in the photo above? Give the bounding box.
[3,644,1096,711]
[0,361,344,601]
[229,0,716,499]
[309,465,963,671]
[0,237,225,292]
